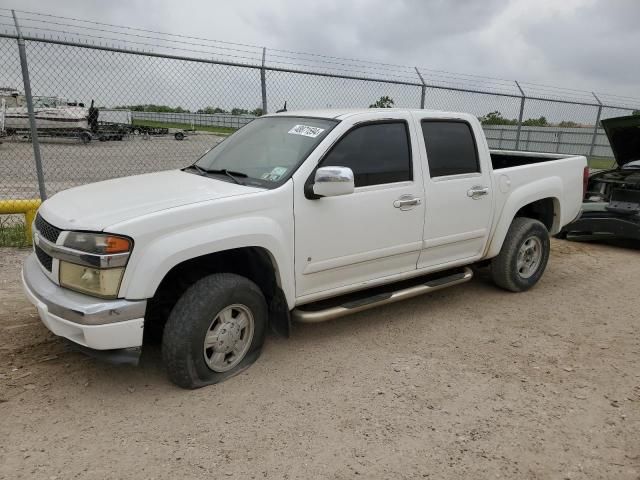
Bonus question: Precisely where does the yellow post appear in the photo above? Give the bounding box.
[0,199,42,244]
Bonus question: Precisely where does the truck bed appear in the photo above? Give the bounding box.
[490,150,577,170]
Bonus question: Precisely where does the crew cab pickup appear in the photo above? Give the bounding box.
[22,109,587,388]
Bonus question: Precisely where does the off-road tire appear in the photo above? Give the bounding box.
[491,217,550,292]
[162,273,267,389]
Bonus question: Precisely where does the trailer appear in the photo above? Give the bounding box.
[130,125,169,136]
[96,109,168,137]
[1,101,169,143]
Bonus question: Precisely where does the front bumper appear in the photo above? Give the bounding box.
[561,204,640,240]
[22,253,146,350]
[563,214,640,240]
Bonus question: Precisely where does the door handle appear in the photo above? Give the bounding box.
[467,186,489,199]
[393,195,422,210]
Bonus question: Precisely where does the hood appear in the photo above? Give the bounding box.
[601,115,640,167]
[39,170,263,231]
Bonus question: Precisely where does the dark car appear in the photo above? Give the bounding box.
[560,115,640,240]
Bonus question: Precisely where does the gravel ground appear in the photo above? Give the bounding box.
[0,239,639,479]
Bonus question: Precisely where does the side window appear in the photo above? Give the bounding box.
[321,122,412,187]
[421,121,480,177]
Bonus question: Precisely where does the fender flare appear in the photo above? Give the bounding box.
[486,177,562,258]
[120,216,295,307]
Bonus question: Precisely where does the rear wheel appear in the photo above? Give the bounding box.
[162,273,267,389]
[174,132,185,141]
[491,217,550,292]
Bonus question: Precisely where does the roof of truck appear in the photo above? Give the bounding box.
[264,108,373,119]
[265,108,474,121]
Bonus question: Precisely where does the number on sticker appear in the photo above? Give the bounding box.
[288,125,325,138]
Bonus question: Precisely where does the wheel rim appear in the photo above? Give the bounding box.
[516,236,543,279]
[203,304,254,373]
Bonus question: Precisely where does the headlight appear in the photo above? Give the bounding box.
[59,262,125,299]
[58,232,132,298]
[63,232,131,254]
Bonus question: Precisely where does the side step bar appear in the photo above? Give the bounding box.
[292,267,473,323]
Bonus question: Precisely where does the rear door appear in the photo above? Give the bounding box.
[415,115,494,268]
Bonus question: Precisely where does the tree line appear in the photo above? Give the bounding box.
[479,110,640,127]
[114,99,640,125]
[368,97,590,127]
[114,104,264,116]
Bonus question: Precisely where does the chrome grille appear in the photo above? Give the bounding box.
[35,213,62,244]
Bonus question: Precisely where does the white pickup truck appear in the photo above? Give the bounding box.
[22,109,587,388]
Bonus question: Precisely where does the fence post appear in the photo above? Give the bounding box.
[514,80,525,151]
[12,10,47,200]
[260,47,268,114]
[415,67,426,109]
[589,92,602,158]
[556,131,562,153]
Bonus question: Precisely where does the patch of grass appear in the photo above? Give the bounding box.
[0,222,29,247]
[132,119,237,135]
[588,156,616,170]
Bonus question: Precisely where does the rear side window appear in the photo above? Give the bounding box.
[321,122,412,187]
[421,121,480,177]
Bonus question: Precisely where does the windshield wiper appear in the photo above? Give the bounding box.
[185,164,207,175]
[184,165,247,185]
[205,168,248,185]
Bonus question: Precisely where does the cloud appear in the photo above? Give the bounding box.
[5,0,639,103]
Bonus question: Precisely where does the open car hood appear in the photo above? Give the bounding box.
[601,115,640,167]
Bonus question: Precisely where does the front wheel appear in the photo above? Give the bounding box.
[490,217,550,292]
[162,273,267,388]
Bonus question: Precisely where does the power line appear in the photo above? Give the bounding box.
[2,8,579,90]
[3,7,639,105]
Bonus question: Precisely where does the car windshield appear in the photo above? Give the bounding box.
[622,159,640,169]
[193,116,338,188]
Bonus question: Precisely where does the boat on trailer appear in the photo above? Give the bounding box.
[1,93,89,134]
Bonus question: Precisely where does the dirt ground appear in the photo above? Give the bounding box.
[0,239,639,479]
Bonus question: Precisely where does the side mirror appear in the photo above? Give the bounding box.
[311,166,355,198]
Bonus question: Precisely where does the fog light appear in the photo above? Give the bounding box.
[59,261,125,298]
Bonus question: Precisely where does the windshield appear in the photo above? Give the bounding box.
[622,159,640,169]
[32,97,67,108]
[193,116,338,188]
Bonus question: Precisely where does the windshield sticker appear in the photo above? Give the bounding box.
[288,124,325,138]
[261,166,288,182]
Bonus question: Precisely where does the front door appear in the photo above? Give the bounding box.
[293,113,425,300]
[416,117,494,268]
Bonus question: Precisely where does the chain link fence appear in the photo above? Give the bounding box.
[1,9,639,245]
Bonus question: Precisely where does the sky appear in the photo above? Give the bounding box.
[5,0,638,100]
[0,0,638,125]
